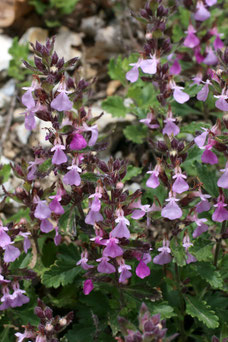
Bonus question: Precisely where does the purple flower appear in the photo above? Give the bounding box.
[210,27,224,50]
[153,239,172,265]
[205,0,216,6]
[27,158,44,181]
[19,232,31,253]
[201,144,218,165]
[217,162,228,189]
[111,208,130,239]
[172,167,189,194]
[51,143,67,165]
[54,226,61,246]
[130,200,151,220]
[85,210,103,225]
[140,111,159,129]
[190,215,208,238]
[126,55,158,83]
[161,193,182,220]
[163,109,180,136]
[0,286,13,310]
[11,282,29,308]
[118,262,132,283]
[83,123,98,146]
[70,133,87,150]
[63,164,82,186]
[97,256,116,274]
[170,81,190,104]
[51,81,73,111]
[85,187,103,225]
[194,128,209,148]
[3,243,21,263]
[146,164,161,188]
[136,260,150,279]
[194,1,210,21]
[103,237,123,258]
[34,198,51,220]
[0,222,11,248]
[170,59,181,75]
[212,196,228,222]
[184,25,200,48]
[194,191,211,213]
[40,219,53,233]
[214,89,228,111]
[15,329,35,342]
[197,80,211,101]
[203,47,218,65]
[77,251,94,270]
[49,195,64,215]
[183,235,197,264]
[83,279,94,295]
[194,46,204,63]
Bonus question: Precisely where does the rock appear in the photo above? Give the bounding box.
[106,80,121,96]
[20,27,48,47]
[0,0,31,27]
[0,35,13,71]
[37,120,53,147]
[15,123,31,144]
[0,79,16,108]
[54,27,83,60]
[95,26,122,52]
[14,107,26,123]
[80,16,104,36]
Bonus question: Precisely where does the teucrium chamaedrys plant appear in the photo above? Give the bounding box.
[0,0,227,340]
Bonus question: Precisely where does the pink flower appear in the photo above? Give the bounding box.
[49,195,64,215]
[210,27,224,50]
[83,123,98,146]
[170,81,189,104]
[70,133,87,150]
[77,251,94,270]
[27,158,44,181]
[217,162,228,189]
[184,25,200,48]
[54,226,61,246]
[194,191,211,213]
[34,199,51,220]
[197,80,211,102]
[3,243,21,263]
[170,59,181,75]
[205,0,216,6]
[83,279,94,295]
[111,208,130,239]
[163,109,180,136]
[161,192,182,220]
[203,47,218,65]
[19,232,31,253]
[194,128,209,148]
[0,286,13,310]
[140,111,159,129]
[190,215,208,238]
[214,88,228,111]
[212,196,228,222]
[51,143,67,165]
[172,167,189,194]
[10,282,29,308]
[85,187,103,225]
[146,164,161,188]
[194,1,210,21]
[153,239,172,265]
[194,46,204,63]
[183,235,197,264]
[103,237,123,258]
[51,81,73,111]
[130,200,151,221]
[136,260,150,279]
[126,55,158,83]
[97,256,116,273]
[201,139,218,164]
[118,262,132,283]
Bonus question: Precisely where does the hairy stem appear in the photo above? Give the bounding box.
[214,221,226,268]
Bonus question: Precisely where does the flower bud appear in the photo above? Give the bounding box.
[44,306,53,320]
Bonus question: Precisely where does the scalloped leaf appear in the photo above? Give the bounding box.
[194,262,223,289]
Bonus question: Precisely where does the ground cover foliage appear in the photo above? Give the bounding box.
[0,0,228,341]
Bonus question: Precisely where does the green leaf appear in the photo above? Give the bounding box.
[181,122,210,135]
[38,158,52,173]
[123,125,147,144]
[172,25,184,42]
[190,239,213,262]
[123,165,142,182]
[170,238,186,267]
[41,244,81,288]
[108,55,127,84]
[185,295,219,329]
[8,38,30,81]
[185,84,203,97]
[148,302,177,319]
[171,102,201,116]
[101,96,127,117]
[81,172,100,182]
[194,263,223,289]
[0,164,11,184]
[194,162,219,197]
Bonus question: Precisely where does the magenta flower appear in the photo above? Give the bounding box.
[51,143,67,165]
[0,222,11,248]
[136,260,150,279]
[83,123,98,146]
[197,80,211,101]
[103,237,123,258]
[51,81,73,111]
[97,256,116,274]
[170,59,181,75]
[40,219,53,233]
[3,243,21,263]
[183,235,197,264]
[83,279,94,295]
[212,196,228,222]
[70,133,87,150]
[184,25,200,48]
[111,208,130,239]
[203,47,218,65]
[170,81,190,104]
[214,89,228,111]
[163,109,180,136]
[118,262,132,283]
[201,139,218,164]
[194,46,204,63]
[153,239,172,265]
[34,198,51,220]
[146,164,161,188]
[161,192,182,220]
[194,1,210,21]
[77,251,94,270]
[217,162,228,189]
[172,167,189,194]
[210,27,224,50]
[126,55,158,83]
